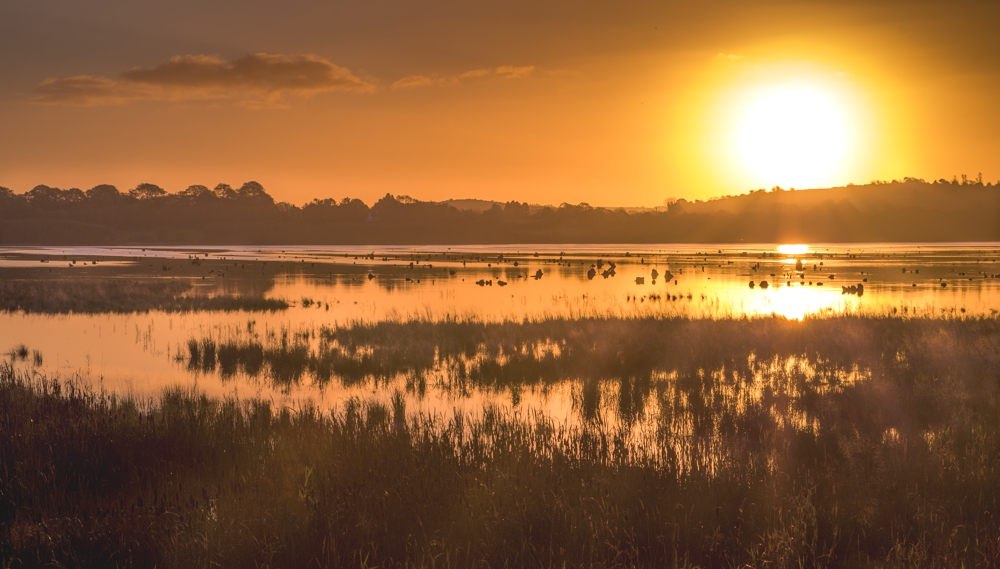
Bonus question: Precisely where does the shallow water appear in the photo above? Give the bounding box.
[2,243,999,421]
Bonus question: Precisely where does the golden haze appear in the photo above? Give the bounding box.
[0,1,997,205]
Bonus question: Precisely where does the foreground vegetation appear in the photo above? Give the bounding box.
[4,316,1000,567]
[0,279,288,314]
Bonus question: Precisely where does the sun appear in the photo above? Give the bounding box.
[736,84,852,189]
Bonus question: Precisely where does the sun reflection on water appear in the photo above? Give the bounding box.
[776,244,810,255]
[755,282,849,321]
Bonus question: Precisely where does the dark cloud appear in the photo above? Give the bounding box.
[32,53,375,106]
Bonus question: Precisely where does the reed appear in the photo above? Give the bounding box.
[4,314,1000,567]
[185,315,1000,394]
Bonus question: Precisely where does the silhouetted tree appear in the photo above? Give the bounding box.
[85,184,123,202]
[129,183,166,200]
[25,185,85,207]
[179,185,213,199]
[236,181,273,204]
[214,183,237,199]
[504,201,530,217]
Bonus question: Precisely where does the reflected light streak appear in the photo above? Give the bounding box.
[754,282,846,321]
[777,244,810,255]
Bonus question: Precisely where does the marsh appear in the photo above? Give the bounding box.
[3,243,1000,567]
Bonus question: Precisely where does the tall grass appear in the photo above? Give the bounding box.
[4,315,1000,566]
[0,279,288,313]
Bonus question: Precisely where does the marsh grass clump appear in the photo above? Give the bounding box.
[0,279,288,314]
[200,339,217,372]
[7,344,30,361]
[186,338,200,369]
[6,316,1000,567]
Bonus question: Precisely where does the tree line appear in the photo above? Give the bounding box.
[0,179,997,244]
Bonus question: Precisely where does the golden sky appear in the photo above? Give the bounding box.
[1,0,998,206]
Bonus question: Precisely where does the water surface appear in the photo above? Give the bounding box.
[3,243,999,422]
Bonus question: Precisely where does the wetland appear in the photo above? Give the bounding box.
[3,243,1000,567]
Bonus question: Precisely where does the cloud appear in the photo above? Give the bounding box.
[495,65,535,79]
[34,76,145,106]
[458,68,492,79]
[32,53,375,106]
[391,75,437,89]
[392,65,535,89]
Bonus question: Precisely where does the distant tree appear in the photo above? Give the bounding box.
[214,183,237,199]
[179,184,213,199]
[301,196,369,223]
[305,198,337,208]
[504,201,530,216]
[368,193,413,221]
[372,194,400,214]
[339,197,369,219]
[85,184,122,201]
[26,185,62,204]
[25,185,84,206]
[483,203,503,220]
[236,181,273,204]
[129,183,166,200]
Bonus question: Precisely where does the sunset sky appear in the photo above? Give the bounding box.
[1,0,999,206]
